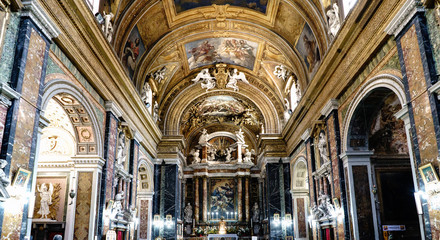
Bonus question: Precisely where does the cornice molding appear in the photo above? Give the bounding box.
[21,0,60,39]
[385,0,424,36]
[320,99,339,118]
[300,128,311,141]
[0,82,20,107]
[105,101,123,118]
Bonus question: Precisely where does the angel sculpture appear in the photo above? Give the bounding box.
[113,191,125,214]
[227,69,249,91]
[37,183,54,219]
[243,149,255,163]
[101,11,114,42]
[153,66,167,83]
[192,68,216,91]
[225,147,234,162]
[190,149,201,164]
[273,65,290,81]
[140,82,151,107]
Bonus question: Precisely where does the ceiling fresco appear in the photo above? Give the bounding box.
[185,38,258,70]
[110,0,332,154]
[174,0,268,14]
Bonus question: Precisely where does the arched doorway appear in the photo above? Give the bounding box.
[343,78,422,240]
[30,80,103,240]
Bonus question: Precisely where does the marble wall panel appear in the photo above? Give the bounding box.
[131,141,139,205]
[297,198,306,238]
[306,141,315,203]
[400,25,438,164]
[139,199,149,239]
[352,166,374,240]
[106,116,118,200]
[74,172,93,240]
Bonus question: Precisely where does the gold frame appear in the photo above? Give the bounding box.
[12,168,31,188]
[419,163,439,185]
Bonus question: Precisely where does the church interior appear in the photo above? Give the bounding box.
[0,0,439,239]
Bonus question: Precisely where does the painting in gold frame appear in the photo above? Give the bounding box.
[419,163,439,185]
[12,168,31,188]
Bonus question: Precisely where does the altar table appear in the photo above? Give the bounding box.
[207,234,238,240]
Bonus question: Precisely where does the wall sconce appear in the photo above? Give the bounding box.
[273,213,280,225]
[68,189,76,205]
[153,214,163,227]
[166,214,173,228]
[283,214,292,227]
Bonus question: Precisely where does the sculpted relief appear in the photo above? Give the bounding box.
[181,95,261,135]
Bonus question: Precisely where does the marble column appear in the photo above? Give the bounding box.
[385,0,440,238]
[98,103,120,238]
[238,177,243,221]
[245,177,250,222]
[203,177,208,222]
[0,1,59,238]
[194,177,199,223]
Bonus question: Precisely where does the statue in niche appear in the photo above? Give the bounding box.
[317,132,329,163]
[190,149,201,164]
[0,159,10,188]
[227,69,249,91]
[235,128,245,144]
[116,131,127,165]
[37,183,54,219]
[260,123,265,134]
[192,68,216,91]
[273,65,290,81]
[284,98,292,122]
[153,66,167,83]
[327,3,341,38]
[243,149,255,163]
[252,202,260,222]
[198,129,210,145]
[102,12,114,42]
[153,101,160,122]
[184,203,193,223]
[140,82,151,108]
[113,191,125,214]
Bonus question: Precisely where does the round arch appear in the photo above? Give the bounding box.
[341,74,406,153]
[138,158,154,192]
[291,156,308,191]
[41,79,104,157]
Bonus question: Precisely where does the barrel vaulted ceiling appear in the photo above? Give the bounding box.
[108,0,336,151]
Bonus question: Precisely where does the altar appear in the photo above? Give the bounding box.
[207,234,238,240]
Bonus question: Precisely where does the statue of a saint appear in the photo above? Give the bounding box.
[37,183,54,219]
[318,132,329,163]
[191,149,201,164]
[243,149,254,163]
[116,131,127,165]
[198,129,209,145]
[113,191,125,214]
[327,3,341,38]
[184,203,193,223]
[101,12,114,42]
[252,202,260,222]
[235,128,245,144]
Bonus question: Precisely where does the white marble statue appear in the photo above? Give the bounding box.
[153,66,167,83]
[327,3,341,38]
[102,11,114,42]
[0,159,10,188]
[227,69,249,91]
[260,124,265,134]
[153,101,160,122]
[37,183,54,219]
[235,128,245,144]
[318,132,329,163]
[274,65,289,81]
[198,129,209,145]
[290,81,301,111]
[140,82,151,108]
[284,98,292,122]
[191,149,201,164]
[243,149,255,163]
[207,147,216,161]
[184,203,193,223]
[192,68,216,91]
[116,131,127,165]
[113,191,125,214]
[252,202,260,222]
[225,147,233,162]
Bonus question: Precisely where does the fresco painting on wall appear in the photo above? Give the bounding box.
[174,0,268,14]
[185,38,258,70]
[295,23,320,75]
[122,25,146,79]
[210,178,236,219]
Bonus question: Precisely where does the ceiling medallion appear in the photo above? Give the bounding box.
[192,64,249,92]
